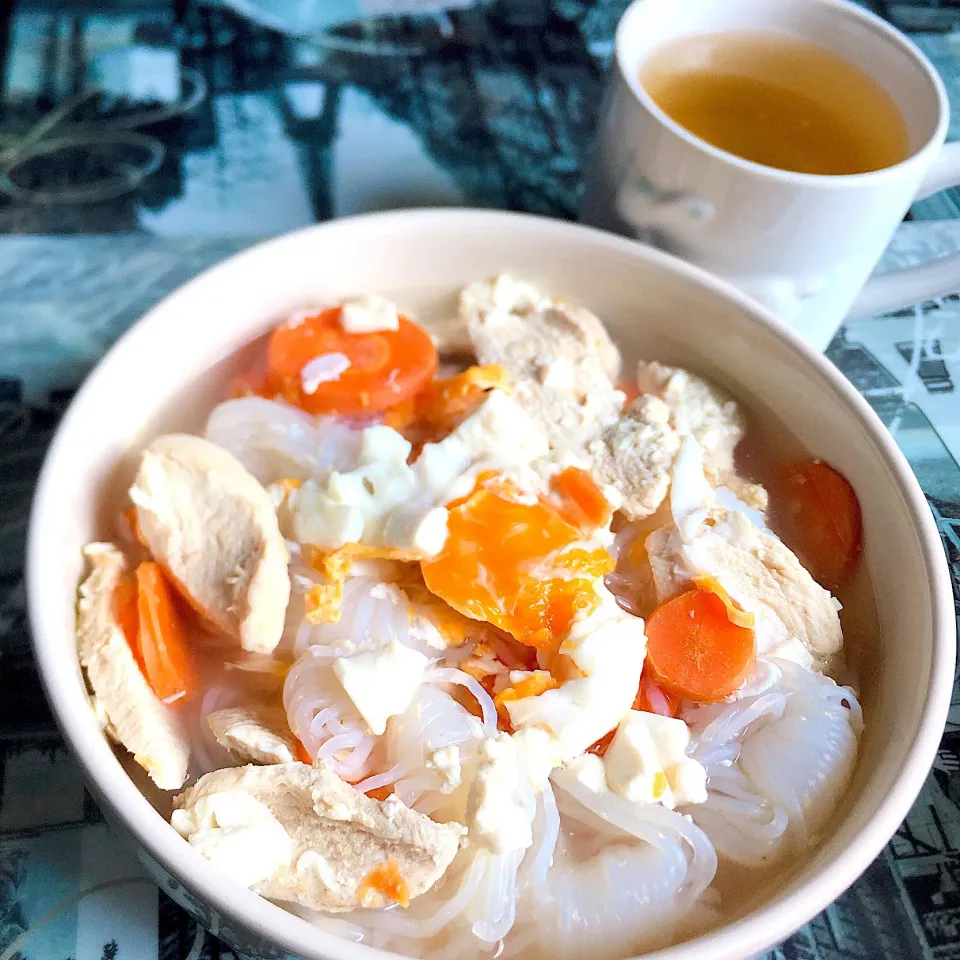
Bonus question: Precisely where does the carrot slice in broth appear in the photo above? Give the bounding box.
[644,588,755,703]
[772,458,862,589]
[266,307,437,416]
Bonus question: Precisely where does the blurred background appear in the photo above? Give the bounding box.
[0,0,957,237]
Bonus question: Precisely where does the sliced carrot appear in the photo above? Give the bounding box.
[365,785,394,802]
[358,861,410,908]
[771,458,862,589]
[617,378,641,406]
[296,739,312,764]
[135,562,191,704]
[266,306,438,416]
[113,575,141,662]
[552,466,612,529]
[588,729,615,758]
[645,588,756,703]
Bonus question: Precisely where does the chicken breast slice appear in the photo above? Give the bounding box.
[646,510,842,671]
[207,704,297,765]
[635,361,767,511]
[588,396,681,519]
[77,543,190,790]
[172,761,465,911]
[460,276,623,453]
[131,434,290,654]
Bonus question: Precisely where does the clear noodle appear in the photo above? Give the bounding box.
[505,771,717,960]
[204,396,364,484]
[683,658,863,863]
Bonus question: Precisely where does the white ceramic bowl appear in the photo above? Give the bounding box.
[28,209,955,960]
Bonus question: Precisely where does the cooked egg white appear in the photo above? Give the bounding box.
[603,711,707,808]
[286,389,559,556]
[503,581,646,763]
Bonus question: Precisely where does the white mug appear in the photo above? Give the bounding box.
[580,0,960,350]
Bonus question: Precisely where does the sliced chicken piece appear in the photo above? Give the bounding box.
[207,704,297,765]
[588,396,681,519]
[77,543,189,790]
[460,276,623,453]
[635,361,768,511]
[460,275,621,378]
[721,473,769,513]
[173,760,465,911]
[646,509,842,671]
[131,434,290,655]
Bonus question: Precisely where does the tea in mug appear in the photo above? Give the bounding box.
[639,31,910,176]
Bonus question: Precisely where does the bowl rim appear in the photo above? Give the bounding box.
[27,207,956,960]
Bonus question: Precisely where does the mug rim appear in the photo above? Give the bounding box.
[615,0,949,186]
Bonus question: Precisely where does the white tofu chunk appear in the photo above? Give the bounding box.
[603,711,707,809]
[381,505,449,555]
[333,640,429,735]
[424,745,462,794]
[465,734,535,855]
[340,295,400,333]
[564,752,608,793]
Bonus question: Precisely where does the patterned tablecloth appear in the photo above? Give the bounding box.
[2,1,960,958]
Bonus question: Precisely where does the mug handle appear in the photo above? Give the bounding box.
[849,142,960,318]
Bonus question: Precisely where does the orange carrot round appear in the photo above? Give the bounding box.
[136,562,191,704]
[266,307,437,416]
[772,458,862,589]
[645,588,756,703]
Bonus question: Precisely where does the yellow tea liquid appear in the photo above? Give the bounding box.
[639,31,910,175]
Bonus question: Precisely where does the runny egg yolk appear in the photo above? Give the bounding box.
[421,476,613,653]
